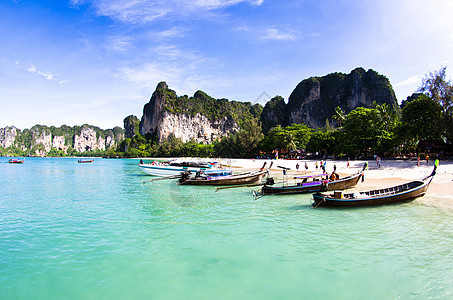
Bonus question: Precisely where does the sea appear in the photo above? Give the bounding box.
[1,157,452,299]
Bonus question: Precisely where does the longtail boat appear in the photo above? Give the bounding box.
[178,163,270,186]
[312,165,437,207]
[77,159,94,163]
[139,160,231,177]
[8,158,25,164]
[256,170,363,196]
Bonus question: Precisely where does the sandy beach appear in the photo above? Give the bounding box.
[222,158,453,211]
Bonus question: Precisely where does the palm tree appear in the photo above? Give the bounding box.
[332,106,346,128]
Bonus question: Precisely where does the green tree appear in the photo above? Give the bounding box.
[332,106,346,128]
[397,94,443,151]
[214,118,264,158]
[338,107,381,156]
[306,130,338,157]
[260,124,312,152]
[419,67,453,145]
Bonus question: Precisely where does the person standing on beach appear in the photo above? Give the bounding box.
[347,158,350,168]
[417,156,420,167]
[305,162,308,174]
[296,163,299,174]
[315,161,319,170]
[426,155,429,166]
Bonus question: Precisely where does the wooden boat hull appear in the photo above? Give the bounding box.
[139,164,231,177]
[9,159,24,164]
[179,170,267,186]
[312,178,432,207]
[261,172,363,195]
[77,160,94,163]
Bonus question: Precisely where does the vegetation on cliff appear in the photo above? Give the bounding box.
[153,83,263,129]
[260,96,286,134]
[285,68,398,128]
[0,124,123,157]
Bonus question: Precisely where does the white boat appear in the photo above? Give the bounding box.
[139,161,232,177]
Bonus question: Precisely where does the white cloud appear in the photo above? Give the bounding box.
[394,75,422,87]
[114,44,222,96]
[27,64,37,73]
[108,35,134,52]
[192,0,263,10]
[27,64,57,80]
[158,27,186,38]
[79,0,264,24]
[262,27,297,41]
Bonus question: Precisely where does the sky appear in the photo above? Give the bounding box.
[1,0,453,130]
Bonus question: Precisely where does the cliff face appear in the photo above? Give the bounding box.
[124,115,140,139]
[139,82,257,143]
[260,96,287,133]
[0,124,124,156]
[285,68,397,128]
[156,112,239,143]
[73,125,106,152]
[0,126,19,148]
[31,127,52,156]
[140,82,169,137]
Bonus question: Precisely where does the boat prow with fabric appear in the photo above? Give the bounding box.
[139,163,232,177]
[312,165,437,207]
[178,162,271,186]
[178,169,268,186]
[260,171,363,195]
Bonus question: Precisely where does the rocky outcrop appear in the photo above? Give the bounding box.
[124,115,140,139]
[0,126,19,148]
[285,68,398,128]
[0,124,123,156]
[139,82,251,143]
[31,126,52,154]
[73,126,105,152]
[260,96,287,133]
[52,136,67,151]
[156,112,239,143]
[140,82,170,138]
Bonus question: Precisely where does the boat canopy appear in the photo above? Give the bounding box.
[294,173,328,179]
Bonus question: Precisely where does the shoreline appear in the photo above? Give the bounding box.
[224,158,453,211]
[131,157,453,210]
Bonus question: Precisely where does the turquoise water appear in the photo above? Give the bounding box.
[1,158,452,299]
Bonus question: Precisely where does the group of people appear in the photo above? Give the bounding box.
[296,160,339,182]
[417,155,431,167]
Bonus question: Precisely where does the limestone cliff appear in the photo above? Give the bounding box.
[73,125,106,152]
[0,126,19,148]
[0,124,124,156]
[260,96,287,133]
[139,82,259,143]
[285,68,397,128]
[156,112,239,143]
[31,126,52,155]
[124,115,140,139]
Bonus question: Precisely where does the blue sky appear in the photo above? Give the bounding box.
[1,0,452,129]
